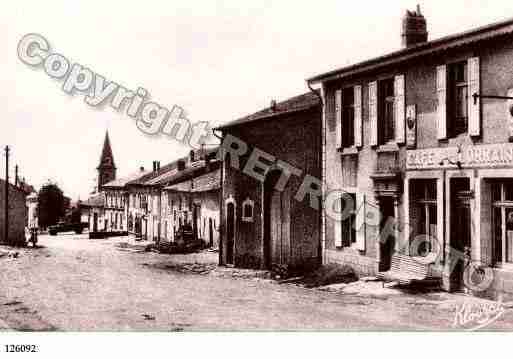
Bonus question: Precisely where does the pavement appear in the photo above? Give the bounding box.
[0,233,512,331]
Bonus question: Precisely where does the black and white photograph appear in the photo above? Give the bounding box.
[2,0,513,356]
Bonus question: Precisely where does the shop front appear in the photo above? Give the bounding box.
[406,143,513,298]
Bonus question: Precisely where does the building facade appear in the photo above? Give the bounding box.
[216,93,322,272]
[308,8,513,298]
[0,179,28,246]
[144,148,221,248]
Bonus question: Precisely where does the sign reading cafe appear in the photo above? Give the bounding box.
[407,143,513,170]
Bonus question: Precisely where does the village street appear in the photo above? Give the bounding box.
[0,234,513,331]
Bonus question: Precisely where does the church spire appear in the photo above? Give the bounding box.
[97,131,116,192]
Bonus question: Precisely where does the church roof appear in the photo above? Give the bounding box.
[97,131,116,169]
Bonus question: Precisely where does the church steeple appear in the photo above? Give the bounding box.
[97,131,116,192]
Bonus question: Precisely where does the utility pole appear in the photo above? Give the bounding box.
[15,164,18,187]
[4,146,9,245]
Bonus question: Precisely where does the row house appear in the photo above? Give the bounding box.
[215,93,322,272]
[125,162,170,240]
[145,148,221,248]
[308,7,513,298]
[101,169,151,234]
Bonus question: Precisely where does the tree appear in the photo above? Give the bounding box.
[37,182,65,229]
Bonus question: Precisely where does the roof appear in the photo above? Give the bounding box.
[165,168,221,193]
[127,161,177,186]
[98,131,116,169]
[307,16,513,84]
[103,170,151,189]
[215,92,320,130]
[81,192,105,208]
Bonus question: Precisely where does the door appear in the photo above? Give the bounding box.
[192,204,200,241]
[379,197,395,271]
[209,218,214,247]
[264,170,290,269]
[450,178,472,291]
[93,213,98,232]
[226,202,235,265]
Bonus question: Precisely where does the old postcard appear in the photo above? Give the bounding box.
[2,0,513,356]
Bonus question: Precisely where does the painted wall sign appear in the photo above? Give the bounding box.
[406,143,513,170]
[406,104,417,149]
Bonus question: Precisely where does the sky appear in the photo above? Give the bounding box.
[2,0,513,200]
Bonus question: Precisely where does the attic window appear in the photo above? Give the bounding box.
[242,198,254,223]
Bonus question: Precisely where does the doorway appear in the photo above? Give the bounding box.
[379,197,395,271]
[226,202,235,265]
[209,218,214,247]
[450,178,472,291]
[263,170,290,269]
[93,213,98,232]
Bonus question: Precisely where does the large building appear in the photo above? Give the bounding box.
[216,93,322,272]
[308,7,513,298]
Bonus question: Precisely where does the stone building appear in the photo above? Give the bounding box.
[144,148,221,248]
[215,93,322,272]
[307,7,513,297]
[0,179,28,246]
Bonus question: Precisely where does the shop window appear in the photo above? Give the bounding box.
[242,198,254,223]
[411,180,437,256]
[448,61,468,137]
[338,193,356,248]
[342,87,355,148]
[492,180,513,265]
[378,78,395,145]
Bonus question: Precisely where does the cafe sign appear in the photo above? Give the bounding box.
[407,143,513,170]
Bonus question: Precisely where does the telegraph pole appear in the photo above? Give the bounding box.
[4,146,9,245]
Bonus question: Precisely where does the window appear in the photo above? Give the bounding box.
[338,193,356,248]
[411,180,437,256]
[242,198,254,223]
[342,87,355,148]
[448,61,468,137]
[492,180,513,265]
[378,78,395,145]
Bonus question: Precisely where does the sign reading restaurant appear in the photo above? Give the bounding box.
[407,143,513,170]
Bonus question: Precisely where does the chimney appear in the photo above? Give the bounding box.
[157,161,161,171]
[270,99,277,112]
[152,161,157,172]
[178,160,186,171]
[140,166,145,172]
[401,4,428,48]
[15,165,18,187]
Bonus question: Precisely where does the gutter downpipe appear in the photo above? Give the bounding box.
[308,81,326,267]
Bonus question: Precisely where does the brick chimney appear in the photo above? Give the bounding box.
[401,5,428,48]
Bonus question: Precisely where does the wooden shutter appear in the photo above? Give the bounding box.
[354,85,363,147]
[355,193,366,251]
[468,57,481,137]
[394,75,406,144]
[369,82,378,146]
[335,89,342,149]
[334,194,342,247]
[436,65,447,140]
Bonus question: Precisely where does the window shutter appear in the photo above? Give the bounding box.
[394,75,406,144]
[355,193,366,251]
[335,89,342,149]
[334,194,342,247]
[468,57,481,137]
[436,65,447,140]
[334,219,342,248]
[369,82,378,146]
[354,85,363,147]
